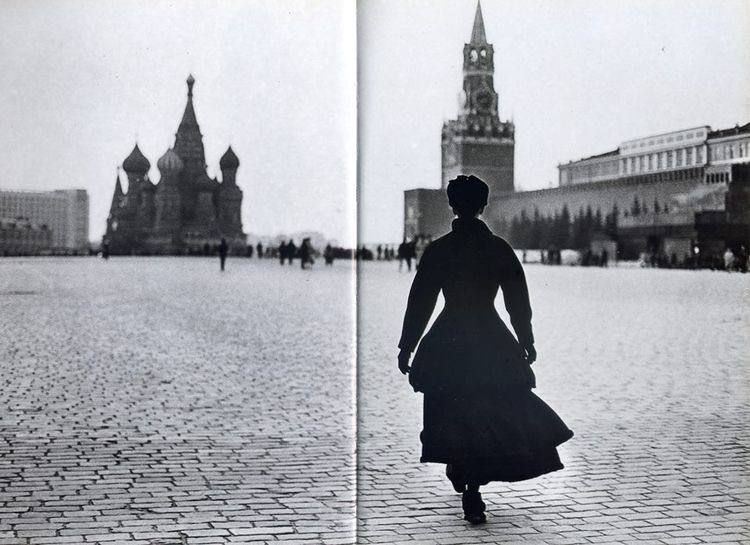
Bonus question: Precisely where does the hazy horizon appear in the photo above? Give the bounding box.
[359,0,750,244]
[0,0,356,245]
[1,1,748,247]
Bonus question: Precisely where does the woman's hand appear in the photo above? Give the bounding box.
[523,344,537,365]
[398,349,411,374]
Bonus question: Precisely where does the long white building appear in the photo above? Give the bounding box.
[0,189,89,253]
[559,123,750,187]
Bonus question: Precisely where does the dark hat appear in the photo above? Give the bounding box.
[446,175,489,213]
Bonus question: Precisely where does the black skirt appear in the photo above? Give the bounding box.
[420,389,573,484]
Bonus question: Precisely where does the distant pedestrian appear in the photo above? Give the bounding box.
[300,238,314,269]
[256,242,263,259]
[737,245,748,273]
[398,238,407,271]
[246,245,254,258]
[601,249,608,267]
[397,175,572,525]
[377,244,383,260]
[324,244,335,266]
[101,241,110,260]
[723,247,735,271]
[218,238,228,271]
[287,239,297,265]
[279,241,287,265]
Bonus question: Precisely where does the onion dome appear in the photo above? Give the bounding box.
[219,146,240,170]
[156,148,184,174]
[122,144,151,174]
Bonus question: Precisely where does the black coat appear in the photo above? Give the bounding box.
[399,217,536,395]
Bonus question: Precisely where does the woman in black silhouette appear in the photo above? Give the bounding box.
[398,175,573,524]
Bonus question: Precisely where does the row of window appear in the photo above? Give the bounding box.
[622,146,705,175]
[710,140,749,161]
[568,160,619,181]
[622,167,698,184]
[706,171,731,184]
[621,130,706,152]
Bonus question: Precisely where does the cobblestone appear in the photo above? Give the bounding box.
[358,263,750,544]
[2,258,748,544]
[0,257,356,544]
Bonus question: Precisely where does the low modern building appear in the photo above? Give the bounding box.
[0,189,89,253]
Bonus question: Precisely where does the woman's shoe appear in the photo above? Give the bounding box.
[462,490,487,524]
[446,464,466,493]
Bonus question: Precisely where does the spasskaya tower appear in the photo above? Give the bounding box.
[441,1,515,196]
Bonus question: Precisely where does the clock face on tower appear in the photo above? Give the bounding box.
[476,90,492,110]
[469,49,478,63]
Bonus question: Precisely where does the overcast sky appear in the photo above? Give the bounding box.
[359,0,750,244]
[1,1,748,246]
[0,0,355,245]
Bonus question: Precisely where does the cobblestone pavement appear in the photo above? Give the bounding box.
[1,258,748,545]
[0,257,356,545]
[358,263,750,545]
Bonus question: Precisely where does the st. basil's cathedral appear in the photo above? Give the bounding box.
[104,75,246,255]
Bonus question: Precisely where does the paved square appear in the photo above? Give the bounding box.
[358,263,750,544]
[1,258,748,544]
[0,257,356,545]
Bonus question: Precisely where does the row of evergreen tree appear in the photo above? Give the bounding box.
[497,195,671,250]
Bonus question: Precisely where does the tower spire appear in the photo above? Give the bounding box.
[109,171,124,217]
[179,74,199,130]
[114,171,123,196]
[470,1,487,45]
[174,74,206,172]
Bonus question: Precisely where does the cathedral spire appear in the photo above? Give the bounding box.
[109,172,124,216]
[179,74,199,131]
[470,1,487,45]
[114,172,123,196]
[174,74,206,172]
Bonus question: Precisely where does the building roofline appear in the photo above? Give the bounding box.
[707,122,750,140]
[620,125,711,145]
[559,148,619,166]
[0,188,88,195]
